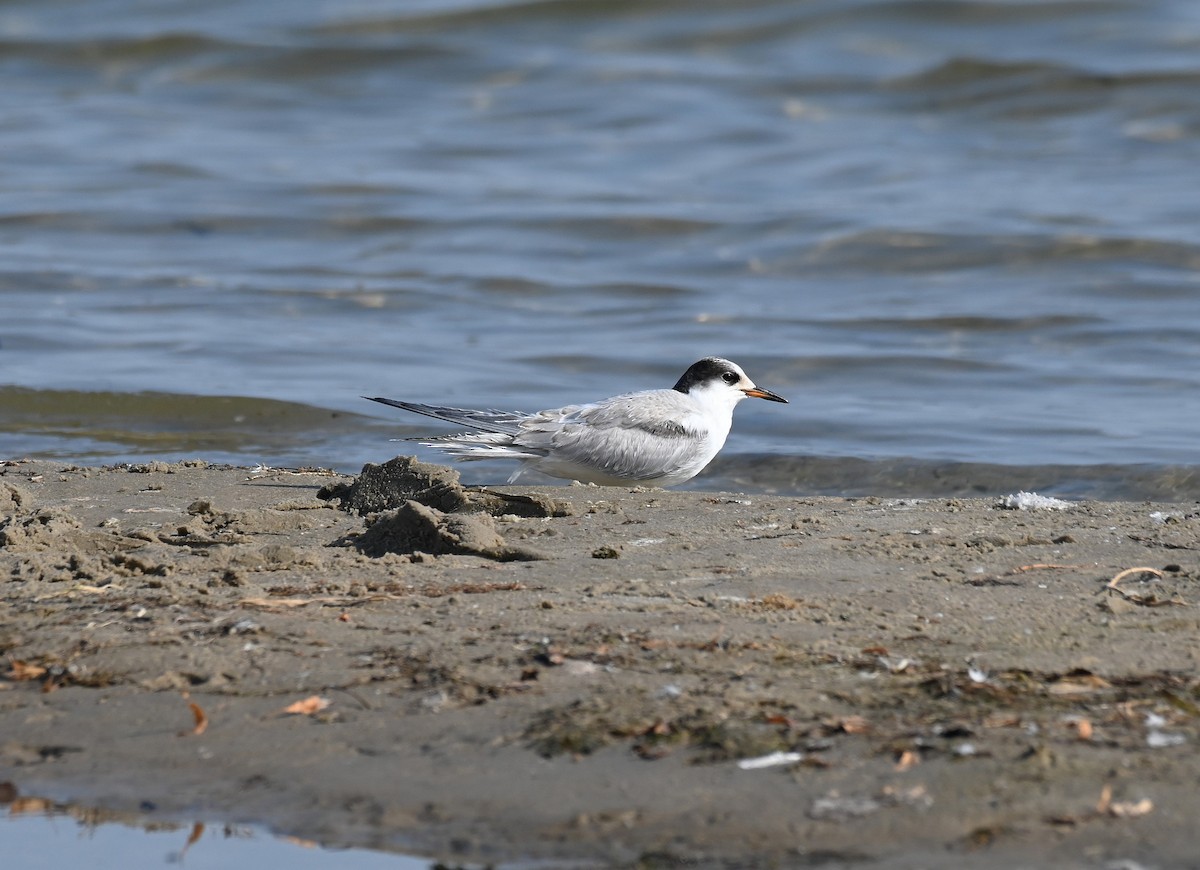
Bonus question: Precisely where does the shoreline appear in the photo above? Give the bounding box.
[2,458,1197,867]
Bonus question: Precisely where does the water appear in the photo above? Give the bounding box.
[1,796,428,870]
[2,0,1200,497]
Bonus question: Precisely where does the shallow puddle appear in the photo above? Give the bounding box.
[0,792,430,870]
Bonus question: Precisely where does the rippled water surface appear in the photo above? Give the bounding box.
[3,0,1200,496]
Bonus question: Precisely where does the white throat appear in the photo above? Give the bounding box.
[685,379,747,415]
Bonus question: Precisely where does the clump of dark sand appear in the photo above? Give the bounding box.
[320,455,573,518]
[350,500,543,561]
[319,455,471,514]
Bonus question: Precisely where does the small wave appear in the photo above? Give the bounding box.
[802,229,1200,273]
[703,453,1200,502]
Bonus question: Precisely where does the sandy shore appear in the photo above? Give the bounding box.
[1,457,1197,867]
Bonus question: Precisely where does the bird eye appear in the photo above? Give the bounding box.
[721,371,739,384]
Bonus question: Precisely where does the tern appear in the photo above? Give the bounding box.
[365,357,787,486]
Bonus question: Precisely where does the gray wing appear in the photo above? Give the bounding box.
[514,390,708,481]
[364,398,527,435]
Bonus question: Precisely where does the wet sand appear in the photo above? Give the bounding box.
[1,457,1197,867]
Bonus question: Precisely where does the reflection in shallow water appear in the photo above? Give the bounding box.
[0,785,430,870]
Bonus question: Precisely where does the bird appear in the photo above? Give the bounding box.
[364,357,787,487]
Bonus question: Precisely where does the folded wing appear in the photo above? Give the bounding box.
[365,398,528,436]
[513,391,709,481]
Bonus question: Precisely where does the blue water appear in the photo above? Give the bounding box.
[0,811,428,870]
[2,0,1200,494]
